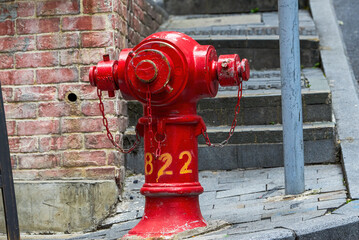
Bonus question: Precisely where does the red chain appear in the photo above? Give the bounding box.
[202,80,243,147]
[146,86,162,158]
[97,89,141,153]
[98,80,243,152]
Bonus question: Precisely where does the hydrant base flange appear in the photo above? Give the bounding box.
[125,195,206,238]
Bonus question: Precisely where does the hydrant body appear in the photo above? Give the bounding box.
[89,31,249,238]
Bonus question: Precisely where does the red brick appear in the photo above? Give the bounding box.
[62,16,106,31]
[115,1,127,20]
[62,151,106,167]
[36,67,78,84]
[0,3,16,20]
[4,103,37,119]
[110,14,119,31]
[39,134,83,152]
[61,117,103,133]
[15,51,58,68]
[14,86,57,101]
[13,168,87,180]
[13,170,40,180]
[120,18,127,35]
[128,28,141,46]
[37,33,80,50]
[114,32,126,49]
[0,20,14,36]
[6,120,15,136]
[16,18,60,35]
[132,17,142,34]
[1,87,13,102]
[9,137,38,153]
[110,48,120,61]
[81,100,115,116]
[17,2,35,17]
[0,54,13,69]
[10,155,16,168]
[81,31,114,48]
[80,48,107,65]
[59,49,80,66]
[37,0,80,16]
[108,150,122,166]
[58,83,97,100]
[83,166,117,179]
[14,167,117,180]
[133,3,144,22]
[83,0,112,13]
[0,69,34,85]
[98,115,122,131]
[17,119,60,136]
[0,36,35,53]
[59,48,105,66]
[39,101,80,117]
[17,154,59,169]
[80,66,90,82]
[117,116,128,132]
[37,168,83,179]
[85,133,113,149]
[136,0,146,8]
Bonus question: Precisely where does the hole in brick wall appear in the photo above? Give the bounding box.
[67,92,78,102]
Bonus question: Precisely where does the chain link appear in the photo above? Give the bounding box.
[202,80,243,147]
[97,79,243,152]
[97,89,141,153]
[146,86,163,158]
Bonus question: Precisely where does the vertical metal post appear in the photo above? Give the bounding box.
[0,82,20,240]
[278,0,305,195]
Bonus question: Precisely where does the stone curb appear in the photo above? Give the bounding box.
[310,0,359,199]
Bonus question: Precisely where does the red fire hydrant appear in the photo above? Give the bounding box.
[89,31,249,238]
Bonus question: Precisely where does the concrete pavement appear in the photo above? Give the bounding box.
[71,164,346,239]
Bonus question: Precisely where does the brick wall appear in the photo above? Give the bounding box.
[0,0,167,185]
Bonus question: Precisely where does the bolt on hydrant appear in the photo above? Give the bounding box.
[89,31,249,239]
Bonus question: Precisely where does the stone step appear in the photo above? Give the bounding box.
[127,68,332,127]
[124,121,338,173]
[159,11,319,69]
[162,0,308,15]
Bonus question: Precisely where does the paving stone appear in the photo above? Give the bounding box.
[284,214,359,240]
[216,183,267,198]
[101,211,139,227]
[218,176,271,185]
[105,220,140,240]
[309,182,346,193]
[210,212,262,224]
[211,196,240,207]
[334,200,359,215]
[301,210,328,221]
[317,198,346,210]
[208,203,264,218]
[241,189,286,201]
[231,228,296,240]
[270,212,305,225]
[200,191,217,204]
[200,178,221,192]
[224,219,273,235]
[317,190,347,201]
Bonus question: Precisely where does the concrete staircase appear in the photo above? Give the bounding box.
[124,1,338,173]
